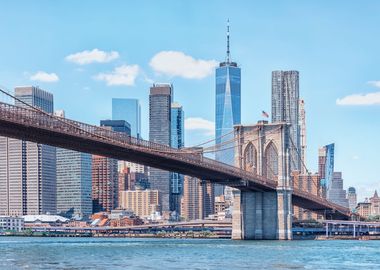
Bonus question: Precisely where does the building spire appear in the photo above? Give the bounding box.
[226,19,230,63]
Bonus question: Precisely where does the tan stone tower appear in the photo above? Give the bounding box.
[232,121,293,240]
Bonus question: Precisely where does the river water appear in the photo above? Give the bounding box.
[1,237,379,269]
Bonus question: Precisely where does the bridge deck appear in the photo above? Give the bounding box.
[0,102,350,219]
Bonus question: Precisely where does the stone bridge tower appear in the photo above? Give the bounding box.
[232,121,293,240]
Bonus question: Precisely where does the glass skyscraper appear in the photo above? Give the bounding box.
[112,98,141,138]
[215,22,241,196]
[171,102,184,214]
[149,83,172,212]
[318,143,335,199]
[272,70,301,172]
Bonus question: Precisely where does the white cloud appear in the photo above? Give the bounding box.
[30,71,59,82]
[367,81,380,88]
[149,51,218,79]
[65,49,119,65]
[336,92,380,106]
[94,64,140,86]
[185,117,215,136]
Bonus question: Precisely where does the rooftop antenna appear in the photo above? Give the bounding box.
[226,19,230,63]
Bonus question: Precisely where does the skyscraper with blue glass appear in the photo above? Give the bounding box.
[112,98,141,138]
[171,102,184,213]
[215,21,241,196]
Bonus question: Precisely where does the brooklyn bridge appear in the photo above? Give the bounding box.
[0,97,350,240]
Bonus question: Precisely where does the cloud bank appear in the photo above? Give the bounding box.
[30,71,59,82]
[185,117,215,136]
[150,51,218,79]
[94,64,140,86]
[66,49,119,65]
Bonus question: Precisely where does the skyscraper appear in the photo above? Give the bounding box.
[347,187,357,211]
[170,102,184,213]
[299,99,307,174]
[57,148,92,219]
[0,86,56,216]
[318,143,335,199]
[272,70,300,171]
[149,83,172,212]
[93,120,131,213]
[92,155,118,213]
[215,21,241,196]
[112,98,141,138]
[181,176,214,221]
[56,110,92,220]
[328,172,349,208]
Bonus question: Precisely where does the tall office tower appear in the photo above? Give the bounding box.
[170,102,184,213]
[215,21,241,197]
[112,98,141,138]
[56,110,92,219]
[98,120,131,211]
[328,172,349,208]
[347,187,357,211]
[57,148,92,219]
[180,176,214,221]
[119,161,145,174]
[149,83,172,212]
[0,86,56,216]
[272,70,300,172]
[318,143,335,199]
[92,155,118,213]
[299,99,307,174]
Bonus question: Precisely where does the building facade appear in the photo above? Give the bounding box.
[0,86,56,216]
[370,191,380,216]
[119,189,160,218]
[92,155,118,213]
[112,98,141,138]
[318,143,335,199]
[215,22,241,197]
[170,102,184,213]
[0,216,24,232]
[271,70,300,172]
[180,176,214,221]
[149,83,172,212]
[57,148,92,219]
[299,99,307,174]
[328,172,349,208]
[292,171,320,220]
[347,187,357,212]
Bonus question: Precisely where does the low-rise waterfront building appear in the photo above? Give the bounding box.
[0,216,24,232]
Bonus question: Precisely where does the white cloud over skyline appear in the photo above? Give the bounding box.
[66,49,119,65]
[336,91,380,106]
[30,71,59,82]
[185,117,215,136]
[149,51,218,79]
[94,64,140,86]
[367,80,380,88]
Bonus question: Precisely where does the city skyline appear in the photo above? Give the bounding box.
[0,1,379,200]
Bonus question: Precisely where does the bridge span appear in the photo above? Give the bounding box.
[0,101,351,239]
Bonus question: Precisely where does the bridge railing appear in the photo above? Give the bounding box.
[0,101,350,215]
[0,101,276,186]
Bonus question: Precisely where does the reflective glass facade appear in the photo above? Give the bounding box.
[112,98,141,138]
[215,63,241,165]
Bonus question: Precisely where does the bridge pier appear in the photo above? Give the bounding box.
[232,189,292,240]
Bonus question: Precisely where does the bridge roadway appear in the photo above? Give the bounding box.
[0,102,350,219]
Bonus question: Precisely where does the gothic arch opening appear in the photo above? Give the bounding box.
[265,141,279,180]
[243,142,257,174]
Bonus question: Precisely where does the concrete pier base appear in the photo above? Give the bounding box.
[232,189,292,240]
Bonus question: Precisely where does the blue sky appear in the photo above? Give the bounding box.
[0,1,379,200]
